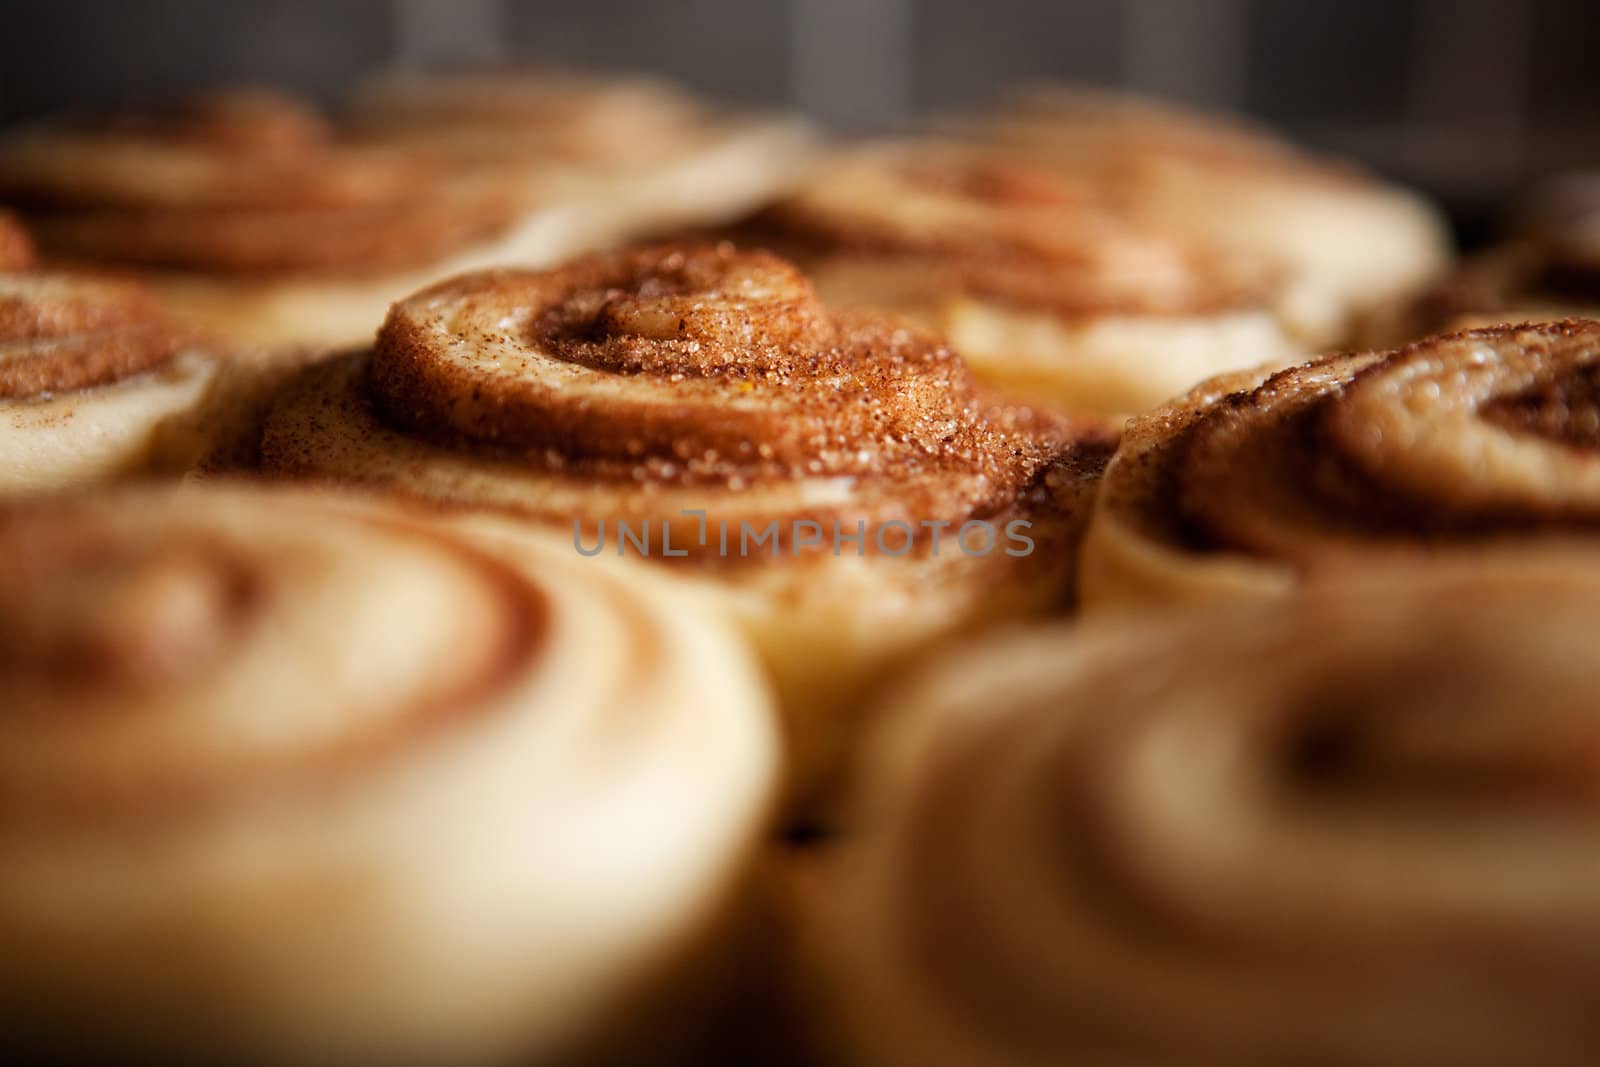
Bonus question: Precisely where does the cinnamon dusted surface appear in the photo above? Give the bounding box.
[0,273,194,398]
[725,142,1276,320]
[0,263,241,495]
[0,89,527,276]
[1099,320,1600,570]
[263,243,1110,563]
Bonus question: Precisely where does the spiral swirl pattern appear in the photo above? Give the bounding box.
[0,89,524,276]
[1082,319,1600,607]
[348,70,817,251]
[261,243,1110,803]
[0,270,230,491]
[263,242,1095,560]
[818,566,1600,1067]
[952,86,1451,347]
[0,273,190,395]
[749,142,1271,316]
[729,142,1298,415]
[0,483,776,1064]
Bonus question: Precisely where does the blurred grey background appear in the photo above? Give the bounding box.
[0,0,1595,241]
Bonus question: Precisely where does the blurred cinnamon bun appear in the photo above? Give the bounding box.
[349,69,816,248]
[0,483,777,1065]
[812,563,1600,1067]
[727,141,1301,415]
[0,265,282,492]
[1082,319,1600,609]
[0,89,584,348]
[951,86,1451,348]
[1364,234,1600,345]
[259,242,1115,800]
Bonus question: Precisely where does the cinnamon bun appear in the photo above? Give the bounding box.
[728,140,1300,415]
[349,69,816,249]
[812,563,1600,1067]
[259,242,1116,799]
[0,267,272,492]
[0,483,777,1065]
[1082,319,1600,609]
[0,89,583,348]
[952,86,1451,347]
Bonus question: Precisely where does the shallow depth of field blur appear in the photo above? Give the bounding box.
[1,0,1597,247]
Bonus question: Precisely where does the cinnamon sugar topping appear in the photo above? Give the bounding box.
[372,243,1069,494]
[1103,319,1600,569]
[265,243,1101,559]
[0,273,193,398]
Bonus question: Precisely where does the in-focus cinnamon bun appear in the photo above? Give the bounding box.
[812,564,1600,1067]
[0,89,584,348]
[0,266,271,492]
[259,242,1115,800]
[0,210,33,270]
[950,85,1451,347]
[0,483,777,1065]
[726,141,1300,415]
[1082,319,1600,609]
[349,69,816,249]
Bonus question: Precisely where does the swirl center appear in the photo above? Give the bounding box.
[0,540,253,703]
[1482,360,1600,450]
[533,246,830,371]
